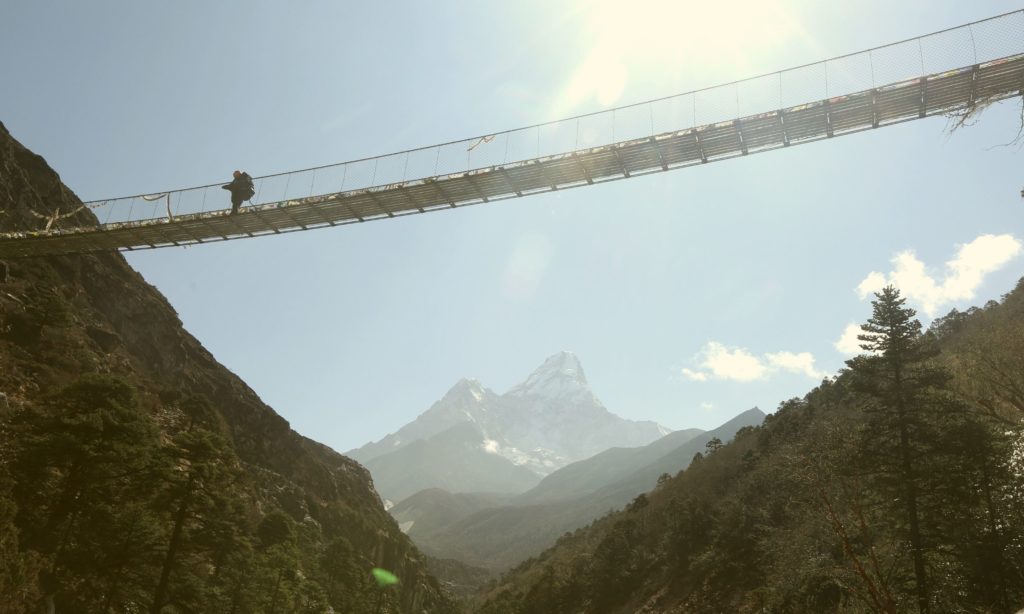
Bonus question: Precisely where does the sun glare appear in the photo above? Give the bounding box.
[551,0,801,116]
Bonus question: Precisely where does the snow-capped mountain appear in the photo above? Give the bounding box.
[506,351,591,400]
[501,352,672,463]
[347,352,671,502]
[349,377,499,462]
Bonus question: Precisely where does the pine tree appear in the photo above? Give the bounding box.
[150,395,246,613]
[845,286,947,614]
[321,537,376,612]
[253,511,304,613]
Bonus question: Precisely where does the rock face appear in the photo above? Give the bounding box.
[0,121,454,612]
[349,351,671,502]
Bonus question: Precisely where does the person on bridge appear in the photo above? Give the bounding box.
[222,170,255,214]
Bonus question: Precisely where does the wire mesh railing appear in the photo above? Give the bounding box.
[81,9,1024,228]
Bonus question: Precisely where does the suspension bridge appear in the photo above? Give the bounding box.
[2,10,1023,259]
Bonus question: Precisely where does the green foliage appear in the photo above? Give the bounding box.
[0,459,41,613]
[257,511,295,549]
[479,281,1024,614]
[7,374,164,611]
[705,436,724,454]
[2,286,71,345]
[0,129,459,614]
[322,537,377,611]
[150,395,250,613]
[2,376,425,614]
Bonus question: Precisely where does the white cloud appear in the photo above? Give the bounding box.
[834,323,867,355]
[681,368,708,382]
[765,351,825,379]
[946,234,1021,300]
[699,402,714,413]
[702,341,769,382]
[856,234,1021,316]
[683,342,824,382]
[856,271,887,299]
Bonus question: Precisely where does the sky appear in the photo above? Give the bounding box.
[2,1,1023,454]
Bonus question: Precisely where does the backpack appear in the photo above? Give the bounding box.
[241,173,255,200]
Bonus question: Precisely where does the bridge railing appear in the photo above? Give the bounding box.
[83,9,1024,228]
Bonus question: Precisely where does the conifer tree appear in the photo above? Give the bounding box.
[150,395,245,613]
[846,286,947,614]
[321,537,376,612]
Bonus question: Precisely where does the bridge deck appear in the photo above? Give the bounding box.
[2,53,1023,258]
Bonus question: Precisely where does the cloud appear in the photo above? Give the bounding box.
[765,351,826,379]
[682,341,824,382]
[701,341,769,382]
[834,323,867,355]
[699,402,714,413]
[946,234,1021,299]
[681,368,708,382]
[857,234,1021,316]
[856,272,887,299]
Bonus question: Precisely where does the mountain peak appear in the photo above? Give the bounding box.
[507,351,589,398]
[448,377,485,397]
[433,378,490,417]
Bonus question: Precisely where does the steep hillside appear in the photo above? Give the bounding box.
[476,281,1024,613]
[0,122,456,613]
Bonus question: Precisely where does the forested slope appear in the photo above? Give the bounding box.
[477,280,1024,613]
[0,122,457,613]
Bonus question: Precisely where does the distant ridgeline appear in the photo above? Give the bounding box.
[349,348,768,581]
[389,408,763,573]
[474,279,1024,613]
[0,121,458,613]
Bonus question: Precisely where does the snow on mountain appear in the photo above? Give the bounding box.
[348,352,672,501]
[499,351,671,464]
[506,351,591,401]
[347,377,499,464]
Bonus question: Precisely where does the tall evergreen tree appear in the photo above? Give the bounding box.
[320,537,376,612]
[845,286,947,614]
[150,395,246,613]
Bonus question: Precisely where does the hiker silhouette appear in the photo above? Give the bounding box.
[222,170,255,214]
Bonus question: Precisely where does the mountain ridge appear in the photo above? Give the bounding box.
[391,407,765,572]
[349,351,671,502]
